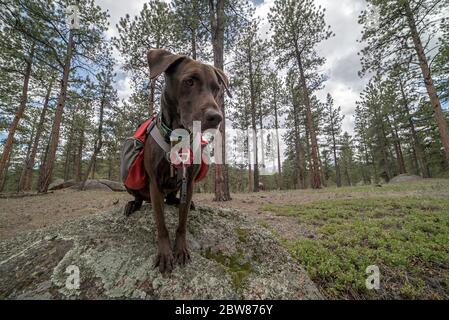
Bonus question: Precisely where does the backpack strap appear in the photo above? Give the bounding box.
[149,121,170,153]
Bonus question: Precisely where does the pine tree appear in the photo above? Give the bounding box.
[231,20,269,192]
[323,93,344,187]
[359,0,449,167]
[171,0,209,60]
[37,0,110,193]
[207,0,250,201]
[114,0,177,115]
[265,71,285,189]
[80,53,117,189]
[340,132,354,186]
[269,0,333,189]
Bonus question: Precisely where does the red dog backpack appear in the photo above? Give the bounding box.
[120,116,209,191]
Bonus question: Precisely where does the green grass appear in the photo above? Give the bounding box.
[264,196,449,299]
[319,179,449,195]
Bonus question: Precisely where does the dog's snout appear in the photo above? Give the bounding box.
[204,109,223,127]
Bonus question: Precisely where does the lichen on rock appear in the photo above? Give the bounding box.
[0,204,322,300]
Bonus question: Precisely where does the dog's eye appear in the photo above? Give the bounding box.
[183,78,194,87]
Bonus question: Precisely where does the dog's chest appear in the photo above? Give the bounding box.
[157,161,200,194]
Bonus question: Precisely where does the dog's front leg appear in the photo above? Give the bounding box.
[174,180,193,266]
[150,180,174,273]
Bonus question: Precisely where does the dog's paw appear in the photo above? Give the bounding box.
[174,246,191,266]
[124,201,139,217]
[154,248,175,273]
[174,235,191,266]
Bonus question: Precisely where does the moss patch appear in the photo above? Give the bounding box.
[235,228,249,243]
[203,248,253,294]
[265,196,449,299]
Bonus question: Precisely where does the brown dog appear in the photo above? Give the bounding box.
[127,49,229,273]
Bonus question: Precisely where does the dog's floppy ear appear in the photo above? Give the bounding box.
[213,67,232,98]
[148,49,186,80]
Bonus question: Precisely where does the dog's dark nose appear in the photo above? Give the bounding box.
[204,109,223,127]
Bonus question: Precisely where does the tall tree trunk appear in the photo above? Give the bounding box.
[0,43,35,182]
[304,123,311,188]
[248,51,259,192]
[38,31,75,193]
[37,141,50,189]
[21,75,55,191]
[210,0,231,201]
[108,152,113,180]
[317,147,326,187]
[149,80,156,115]
[344,164,352,186]
[18,120,37,191]
[291,90,306,189]
[63,137,73,181]
[295,50,321,188]
[148,38,161,115]
[191,27,197,60]
[0,148,14,192]
[63,117,76,182]
[399,78,430,178]
[404,2,449,167]
[258,91,266,178]
[81,91,106,190]
[273,96,283,189]
[332,132,342,187]
[387,117,406,174]
[74,128,84,182]
[247,131,253,193]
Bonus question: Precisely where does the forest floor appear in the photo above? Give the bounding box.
[1,179,449,299]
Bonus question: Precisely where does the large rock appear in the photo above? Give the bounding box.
[48,179,77,191]
[69,180,112,191]
[62,179,125,192]
[0,205,322,300]
[390,174,423,184]
[98,179,126,192]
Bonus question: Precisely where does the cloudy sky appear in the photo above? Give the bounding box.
[96,0,368,134]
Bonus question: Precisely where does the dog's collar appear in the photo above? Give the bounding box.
[156,112,173,143]
[157,112,195,144]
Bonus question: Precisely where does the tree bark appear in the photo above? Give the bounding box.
[295,52,321,188]
[248,49,259,192]
[387,117,406,174]
[209,0,231,201]
[0,43,35,182]
[273,92,283,189]
[38,31,75,193]
[400,80,430,178]
[0,148,14,192]
[149,80,156,115]
[404,2,449,167]
[18,122,36,192]
[331,128,342,187]
[80,90,106,190]
[20,76,55,191]
[191,27,197,60]
[291,87,306,189]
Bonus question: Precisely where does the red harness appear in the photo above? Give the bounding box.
[124,117,209,190]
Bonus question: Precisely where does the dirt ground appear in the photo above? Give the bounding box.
[2,179,448,241]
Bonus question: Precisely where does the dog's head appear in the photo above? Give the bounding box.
[148,49,230,132]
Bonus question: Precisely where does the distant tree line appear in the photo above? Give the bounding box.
[0,0,448,195]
